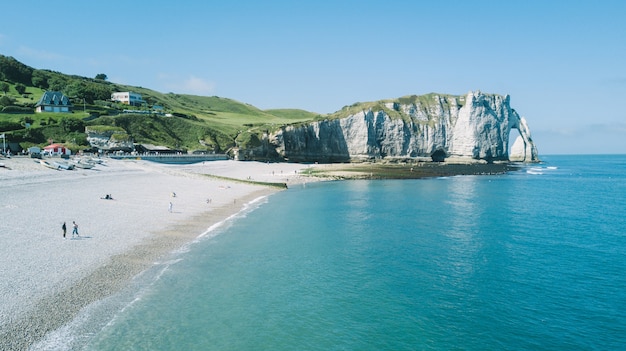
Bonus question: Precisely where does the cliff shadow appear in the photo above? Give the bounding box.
[283,120,351,163]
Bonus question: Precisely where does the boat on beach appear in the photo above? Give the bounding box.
[53,160,75,170]
[39,159,60,170]
[38,159,75,170]
[72,158,96,169]
[73,162,94,169]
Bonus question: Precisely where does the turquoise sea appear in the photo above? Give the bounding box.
[34,155,626,350]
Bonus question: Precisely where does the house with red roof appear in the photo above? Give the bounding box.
[43,143,71,156]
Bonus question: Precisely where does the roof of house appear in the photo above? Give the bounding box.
[44,143,66,150]
[137,144,172,151]
[35,91,73,107]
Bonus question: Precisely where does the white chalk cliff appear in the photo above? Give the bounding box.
[238,91,539,163]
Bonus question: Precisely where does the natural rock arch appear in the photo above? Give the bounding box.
[508,115,538,162]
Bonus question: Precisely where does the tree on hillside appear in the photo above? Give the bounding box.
[95,73,108,81]
[60,117,84,133]
[66,81,113,104]
[0,55,33,85]
[0,95,14,106]
[32,71,50,89]
[15,83,26,95]
[48,76,67,92]
[0,82,9,95]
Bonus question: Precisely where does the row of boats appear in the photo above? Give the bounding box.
[39,157,104,171]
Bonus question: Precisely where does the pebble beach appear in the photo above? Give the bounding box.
[0,156,314,350]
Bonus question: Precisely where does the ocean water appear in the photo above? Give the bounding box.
[34,155,626,350]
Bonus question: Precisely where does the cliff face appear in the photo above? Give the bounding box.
[85,127,134,152]
[237,91,539,163]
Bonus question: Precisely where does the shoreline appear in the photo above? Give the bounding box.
[0,157,312,350]
[1,189,276,351]
[0,156,524,349]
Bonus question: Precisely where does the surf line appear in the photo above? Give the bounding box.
[196,195,270,241]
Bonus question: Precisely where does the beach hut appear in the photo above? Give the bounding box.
[28,146,42,158]
[43,143,71,156]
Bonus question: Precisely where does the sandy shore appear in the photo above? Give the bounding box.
[0,156,317,350]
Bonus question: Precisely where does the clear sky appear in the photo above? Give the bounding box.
[1,0,625,155]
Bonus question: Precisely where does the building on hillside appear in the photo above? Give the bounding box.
[134,143,181,155]
[27,146,41,155]
[111,91,144,106]
[43,143,71,156]
[35,91,73,113]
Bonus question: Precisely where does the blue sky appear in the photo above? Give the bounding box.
[1,0,625,155]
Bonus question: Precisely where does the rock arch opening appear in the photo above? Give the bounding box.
[508,128,521,156]
[508,127,528,162]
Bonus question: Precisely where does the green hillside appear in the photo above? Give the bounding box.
[0,54,325,153]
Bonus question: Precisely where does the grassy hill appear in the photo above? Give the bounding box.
[0,54,327,153]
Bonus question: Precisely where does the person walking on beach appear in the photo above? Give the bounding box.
[62,222,66,238]
[72,221,79,237]
[168,202,173,213]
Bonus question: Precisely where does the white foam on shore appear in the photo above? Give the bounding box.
[196,195,269,241]
[29,247,186,350]
[30,253,193,350]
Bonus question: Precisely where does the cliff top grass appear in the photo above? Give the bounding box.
[328,93,467,122]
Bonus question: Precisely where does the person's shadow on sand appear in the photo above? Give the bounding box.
[70,236,93,240]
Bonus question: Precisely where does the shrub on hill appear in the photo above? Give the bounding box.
[0,120,22,132]
[0,95,14,107]
[2,106,33,113]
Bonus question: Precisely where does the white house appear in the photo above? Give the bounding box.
[43,143,71,156]
[111,92,144,106]
[35,91,73,113]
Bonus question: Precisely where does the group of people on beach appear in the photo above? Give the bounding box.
[61,221,79,238]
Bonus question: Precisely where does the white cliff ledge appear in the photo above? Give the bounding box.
[236,91,539,163]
